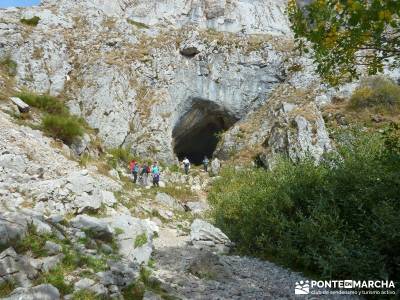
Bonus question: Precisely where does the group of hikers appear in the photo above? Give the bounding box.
[129,160,160,187]
[129,156,210,186]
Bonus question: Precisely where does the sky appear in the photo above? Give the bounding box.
[0,0,40,8]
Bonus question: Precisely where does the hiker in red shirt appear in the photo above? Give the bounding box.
[129,160,139,183]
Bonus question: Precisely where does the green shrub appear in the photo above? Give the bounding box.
[162,185,194,201]
[16,92,67,115]
[36,266,73,295]
[209,128,400,285]
[0,281,16,298]
[348,76,400,112]
[108,147,136,168]
[134,233,148,248]
[42,114,83,145]
[168,164,180,173]
[20,16,40,26]
[0,56,17,77]
[72,290,103,300]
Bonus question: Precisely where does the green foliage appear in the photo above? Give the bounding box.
[122,281,145,300]
[348,76,400,112]
[383,122,400,156]
[162,185,194,201]
[168,164,181,173]
[17,92,67,115]
[16,91,85,145]
[7,223,61,257]
[209,128,400,283]
[147,258,156,269]
[72,290,103,300]
[114,228,125,236]
[0,281,16,298]
[20,16,40,26]
[36,266,74,295]
[108,147,136,168]
[288,0,400,85]
[127,19,150,29]
[134,233,148,248]
[0,56,17,77]
[42,114,84,145]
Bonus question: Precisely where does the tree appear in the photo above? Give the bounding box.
[288,0,400,85]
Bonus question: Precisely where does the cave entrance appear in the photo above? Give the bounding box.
[173,99,239,165]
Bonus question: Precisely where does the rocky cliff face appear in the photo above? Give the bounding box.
[0,0,332,165]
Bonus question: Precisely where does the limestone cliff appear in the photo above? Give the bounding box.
[0,0,333,165]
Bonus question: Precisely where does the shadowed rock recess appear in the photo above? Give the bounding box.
[173,99,238,164]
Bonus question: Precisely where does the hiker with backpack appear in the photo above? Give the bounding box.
[130,160,139,184]
[182,157,190,175]
[151,161,160,187]
[140,162,150,186]
[202,156,209,172]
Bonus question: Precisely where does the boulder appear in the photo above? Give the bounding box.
[3,284,60,300]
[104,214,158,264]
[100,190,117,207]
[33,254,64,273]
[155,193,184,211]
[70,215,113,241]
[143,290,163,300]
[73,193,102,214]
[10,97,30,113]
[70,133,91,156]
[97,260,139,287]
[179,32,203,57]
[190,219,232,254]
[44,241,62,255]
[73,277,107,295]
[0,248,38,288]
[210,158,221,176]
[74,278,95,291]
[0,212,30,246]
[185,201,210,214]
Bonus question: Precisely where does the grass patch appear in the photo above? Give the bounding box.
[0,281,16,298]
[134,233,147,248]
[72,290,104,300]
[114,228,124,235]
[122,267,176,300]
[16,91,85,145]
[162,185,195,201]
[16,92,67,115]
[8,223,61,257]
[348,76,400,113]
[122,281,145,299]
[209,127,400,286]
[20,16,40,26]
[147,258,156,269]
[36,265,74,295]
[127,19,150,29]
[168,164,181,173]
[107,147,137,169]
[42,114,84,145]
[0,56,17,77]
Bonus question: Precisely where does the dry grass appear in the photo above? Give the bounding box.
[0,56,17,99]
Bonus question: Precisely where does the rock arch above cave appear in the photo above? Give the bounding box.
[172,98,239,164]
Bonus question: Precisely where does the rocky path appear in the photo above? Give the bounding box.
[151,225,357,300]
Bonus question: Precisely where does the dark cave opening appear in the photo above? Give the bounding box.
[173,99,239,165]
